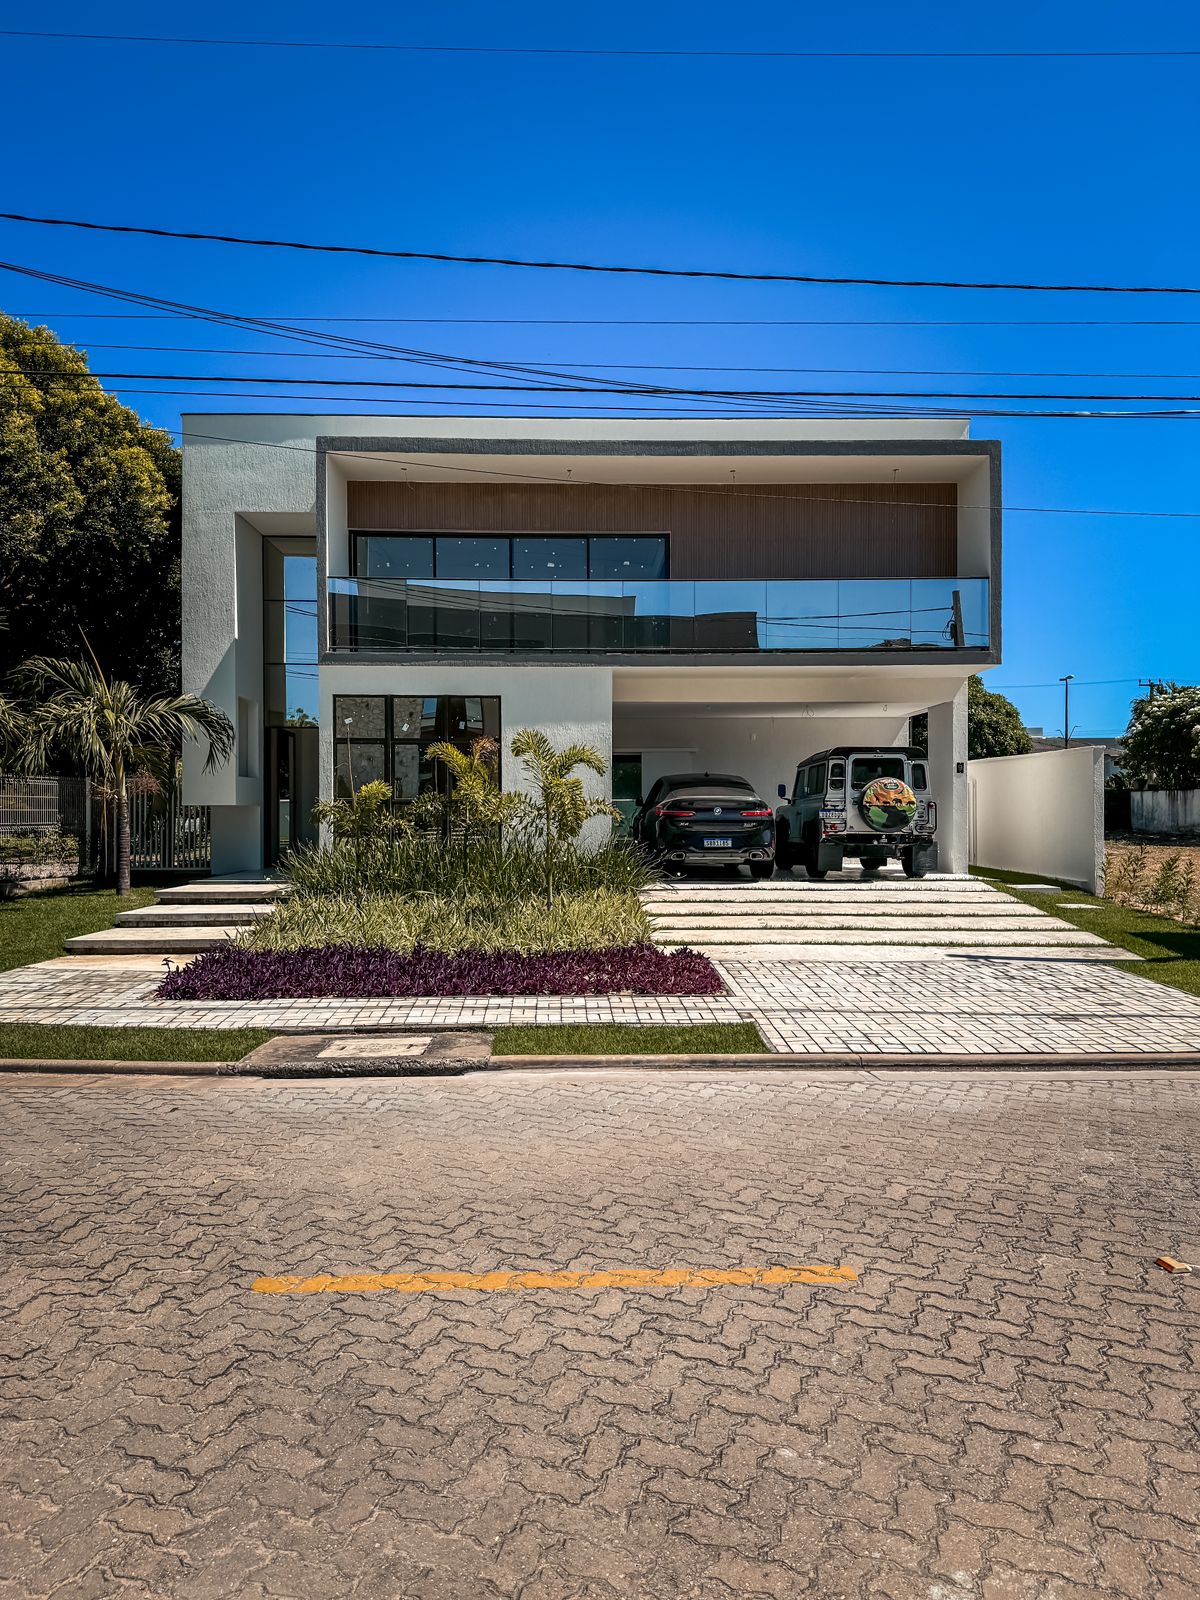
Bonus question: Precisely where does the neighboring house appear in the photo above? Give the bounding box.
[181,415,1001,874]
[1026,731,1125,783]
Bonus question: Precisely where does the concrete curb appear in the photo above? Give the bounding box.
[492,1052,1200,1072]
[0,1058,240,1075]
[3,1051,1200,1077]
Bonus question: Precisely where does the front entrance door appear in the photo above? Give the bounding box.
[265,727,320,864]
[611,753,643,837]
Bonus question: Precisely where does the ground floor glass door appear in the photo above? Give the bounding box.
[265,727,320,865]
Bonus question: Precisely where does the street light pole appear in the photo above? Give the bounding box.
[1059,675,1075,750]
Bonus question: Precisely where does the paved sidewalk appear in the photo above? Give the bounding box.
[2,950,1200,1055]
[2,1070,1198,1598]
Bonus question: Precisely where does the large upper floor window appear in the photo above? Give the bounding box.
[352,532,668,582]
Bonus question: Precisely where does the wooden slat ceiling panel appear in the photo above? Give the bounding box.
[346,481,958,579]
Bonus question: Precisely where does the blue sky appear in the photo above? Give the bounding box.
[1,0,1197,735]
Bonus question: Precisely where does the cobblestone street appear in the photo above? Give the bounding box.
[2,1069,1199,1598]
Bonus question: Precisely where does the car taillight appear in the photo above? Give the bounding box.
[657,807,695,817]
[740,808,771,817]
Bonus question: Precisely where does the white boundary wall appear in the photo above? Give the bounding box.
[1132,790,1200,836]
[968,746,1105,893]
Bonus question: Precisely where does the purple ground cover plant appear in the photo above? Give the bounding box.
[157,943,722,1001]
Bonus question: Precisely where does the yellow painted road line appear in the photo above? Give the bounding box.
[252,1264,857,1295]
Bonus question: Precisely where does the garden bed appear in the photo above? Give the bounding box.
[157,943,722,1001]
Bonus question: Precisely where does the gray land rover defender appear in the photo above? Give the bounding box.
[774,747,937,879]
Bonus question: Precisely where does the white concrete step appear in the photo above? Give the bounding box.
[156,877,289,905]
[643,897,1041,914]
[647,883,1001,896]
[656,927,1106,947]
[65,926,244,955]
[699,944,1140,963]
[115,904,274,928]
[649,914,1076,932]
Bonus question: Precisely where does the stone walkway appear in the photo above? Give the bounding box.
[3,949,1200,1056]
[3,1069,1198,1598]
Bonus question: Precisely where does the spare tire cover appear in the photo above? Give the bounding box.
[859,777,917,831]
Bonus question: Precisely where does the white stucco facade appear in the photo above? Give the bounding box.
[181,414,1000,874]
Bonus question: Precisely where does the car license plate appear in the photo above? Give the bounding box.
[819,808,844,818]
[704,837,733,848]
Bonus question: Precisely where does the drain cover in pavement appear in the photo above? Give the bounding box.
[232,1031,492,1076]
[318,1036,433,1058]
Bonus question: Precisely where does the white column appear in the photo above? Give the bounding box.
[210,806,263,875]
[928,683,969,874]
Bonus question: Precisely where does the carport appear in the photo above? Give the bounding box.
[611,664,973,872]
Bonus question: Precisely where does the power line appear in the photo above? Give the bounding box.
[18,367,1200,402]
[2,28,1196,60]
[16,313,1200,326]
[3,211,1199,295]
[18,388,1200,419]
[33,343,1200,382]
[988,677,1143,689]
[18,259,1199,421]
[100,423,1200,520]
[7,368,1200,505]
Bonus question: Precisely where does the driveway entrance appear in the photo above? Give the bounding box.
[645,868,1121,960]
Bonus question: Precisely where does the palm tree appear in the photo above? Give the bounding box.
[0,691,26,760]
[509,729,619,904]
[13,652,234,895]
[427,735,523,868]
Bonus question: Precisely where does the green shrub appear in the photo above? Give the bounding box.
[241,888,653,955]
[284,831,654,902]
[0,830,81,866]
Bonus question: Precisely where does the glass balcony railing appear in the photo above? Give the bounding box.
[327,576,989,655]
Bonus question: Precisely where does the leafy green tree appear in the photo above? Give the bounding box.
[910,675,1033,760]
[1122,684,1200,789]
[0,315,181,692]
[13,652,233,894]
[509,729,620,904]
[965,674,1034,759]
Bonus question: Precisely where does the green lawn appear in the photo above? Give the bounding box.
[975,867,1200,998]
[493,1022,768,1056]
[0,883,273,1062]
[0,882,155,971]
[0,1024,274,1062]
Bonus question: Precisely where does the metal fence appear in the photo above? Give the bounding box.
[94,787,213,874]
[0,775,87,837]
[0,773,212,874]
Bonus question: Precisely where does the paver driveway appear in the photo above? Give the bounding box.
[2,1068,1199,1599]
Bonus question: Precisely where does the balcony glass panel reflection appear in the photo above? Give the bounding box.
[838,580,913,651]
[326,576,987,654]
[760,582,839,651]
[692,582,765,650]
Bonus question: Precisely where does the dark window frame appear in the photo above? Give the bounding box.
[350,531,670,582]
[332,693,500,801]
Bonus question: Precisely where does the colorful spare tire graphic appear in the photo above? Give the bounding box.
[859,777,918,831]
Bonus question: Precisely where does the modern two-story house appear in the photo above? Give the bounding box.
[181,415,999,874]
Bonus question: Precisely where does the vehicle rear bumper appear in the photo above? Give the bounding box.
[662,846,775,865]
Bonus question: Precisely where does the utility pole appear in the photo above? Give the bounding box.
[1059,674,1075,749]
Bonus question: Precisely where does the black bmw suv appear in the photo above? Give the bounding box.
[632,773,776,878]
